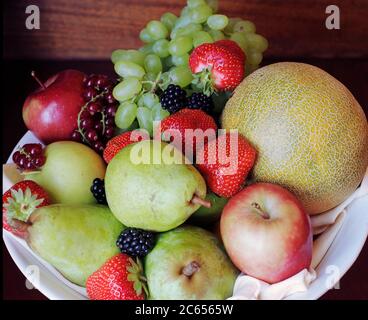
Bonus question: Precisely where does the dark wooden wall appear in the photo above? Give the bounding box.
[3,0,368,60]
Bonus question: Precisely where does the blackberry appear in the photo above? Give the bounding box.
[116,228,155,258]
[90,178,107,205]
[187,92,214,113]
[160,84,187,113]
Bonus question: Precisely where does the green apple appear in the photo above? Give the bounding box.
[105,140,207,232]
[189,192,228,226]
[27,204,124,286]
[145,225,238,300]
[25,141,106,204]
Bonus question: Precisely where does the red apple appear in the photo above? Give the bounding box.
[22,70,85,144]
[220,182,312,284]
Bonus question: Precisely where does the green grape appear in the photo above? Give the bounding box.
[193,31,214,47]
[146,21,169,40]
[223,17,242,34]
[112,78,142,102]
[140,28,154,43]
[152,39,170,58]
[207,14,228,30]
[169,66,193,87]
[111,49,125,64]
[115,119,139,135]
[152,103,170,121]
[112,49,145,66]
[115,102,138,129]
[139,44,154,55]
[233,20,256,34]
[173,15,192,30]
[209,29,225,41]
[245,62,258,75]
[138,92,160,109]
[246,33,268,53]
[230,32,248,52]
[171,53,189,66]
[162,56,174,71]
[180,6,192,17]
[144,54,163,74]
[142,72,157,91]
[206,0,219,13]
[114,60,146,79]
[187,0,206,8]
[137,107,153,135]
[160,12,178,31]
[171,24,202,39]
[247,50,263,66]
[168,36,193,56]
[190,4,213,23]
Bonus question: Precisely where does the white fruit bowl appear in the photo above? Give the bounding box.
[3,131,368,300]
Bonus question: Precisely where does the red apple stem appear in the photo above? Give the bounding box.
[251,202,270,220]
[182,261,200,278]
[31,71,46,90]
[191,195,211,208]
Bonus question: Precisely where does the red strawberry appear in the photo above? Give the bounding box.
[103,130,149,163]
[189,41,245,95]
[86,253,147,300]
[215,40,246,62]
[3,180,51,238]
[157,108,217,159]
[196,132,256,197]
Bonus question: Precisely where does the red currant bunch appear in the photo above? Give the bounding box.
[71,74,118,154]
[12,143,46,171]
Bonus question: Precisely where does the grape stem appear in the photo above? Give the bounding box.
[140,72,162,94]
[31,71,46,90]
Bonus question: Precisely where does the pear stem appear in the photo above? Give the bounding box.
[182,261,200,277]
[191,195,211,208]
[31,71,46,90]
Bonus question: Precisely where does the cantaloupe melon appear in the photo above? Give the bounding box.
[222,62,368,215]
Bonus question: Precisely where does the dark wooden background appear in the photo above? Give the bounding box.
[3,0,368,60]
[3,0,368,300]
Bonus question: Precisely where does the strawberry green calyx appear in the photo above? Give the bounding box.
[191,68,215,97]
[4,187,43,226]
[127,258,149,297]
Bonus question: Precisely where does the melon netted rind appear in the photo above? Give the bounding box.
[221,62,368,215]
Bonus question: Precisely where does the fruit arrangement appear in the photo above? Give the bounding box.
[4,0,368,301]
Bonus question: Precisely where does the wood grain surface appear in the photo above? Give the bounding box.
[3,0,368,60]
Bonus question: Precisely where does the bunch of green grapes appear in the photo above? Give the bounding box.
[111,49,169,136]
[111,0,269,130]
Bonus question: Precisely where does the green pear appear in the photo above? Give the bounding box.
[26,204,124,286]
[25,141,106,205]
[189,192,228,226]
[144,225,238,300]
[105,140,207,232]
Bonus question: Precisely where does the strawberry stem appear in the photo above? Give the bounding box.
[191,68,215,96]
